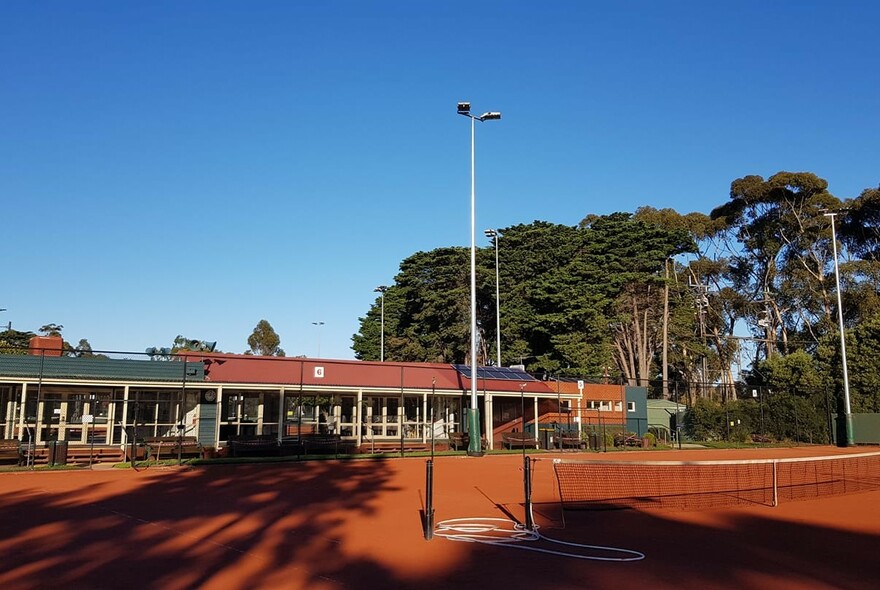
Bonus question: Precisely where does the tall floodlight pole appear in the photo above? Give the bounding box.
[825,212,853,446]
[484,228,502,367]
[374,286,387,362]
[458,101,501,456]
[311,321,324,358]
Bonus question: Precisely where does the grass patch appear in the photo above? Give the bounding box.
[697,440,797,450]
[0,464,86,473]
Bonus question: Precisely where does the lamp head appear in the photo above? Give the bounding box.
[374,285,387,293]
[457,102,471,115]
[479,111,501,121]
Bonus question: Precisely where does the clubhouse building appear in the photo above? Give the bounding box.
[1,341,643,452]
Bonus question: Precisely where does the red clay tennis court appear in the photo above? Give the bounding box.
[1,446,879,589]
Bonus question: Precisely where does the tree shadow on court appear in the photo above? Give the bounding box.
[0,461,879,590]
[535,502,880,590]
[0,460,418,589]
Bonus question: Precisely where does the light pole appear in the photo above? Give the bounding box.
[824,212,853,446]
[374,286,387,362]
[484,228,502,367]
[520,383,527,456]
[458,101,501,456]
[311,321,324,358]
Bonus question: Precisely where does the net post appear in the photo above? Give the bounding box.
[772,460,778,507]
[424,459,435,540]
[523,455,534,531]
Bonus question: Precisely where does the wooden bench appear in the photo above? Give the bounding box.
[448,432,467,451]
[145,436,201,460]
[502,432,540,450]
[447,432,488,451]
[303,434,345,456]
[229,435,280,457]
[278,436,305,455]
[124,444,147,462]
[556,435,585,450]
[614,433,642,447]
[362,442,432,454]
[0,439,21,465]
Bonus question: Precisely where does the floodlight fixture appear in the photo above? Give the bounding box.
[479,112,501,121]
[457,102,471,114]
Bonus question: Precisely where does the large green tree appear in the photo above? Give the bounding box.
[354,248,472,363]
[0,328,36,354]
[838,186,880,325]
[39,323,64,336]
[353,217,693,380]
[840,185,880,262]
[247,321,284,357]
[575,213,696,384]
[73,338,109,359]
[837,314,880,412]
[350,172,879,413]
[487,222,583,371]
[710,172,844,358]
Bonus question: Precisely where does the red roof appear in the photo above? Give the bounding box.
[183,353,560,395]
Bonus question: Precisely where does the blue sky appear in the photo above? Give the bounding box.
[2,1,878,360]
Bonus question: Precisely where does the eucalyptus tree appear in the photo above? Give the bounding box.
[633,207,735,398]
[840,185,880,262]
[72,338,109,359]
[843,314,880,412]
[247,321,284,356]
[39,323,64,336]
[838,186,880,324]
[567,213,696,386]
[710,172,843,359]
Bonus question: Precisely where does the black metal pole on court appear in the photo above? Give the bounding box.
[601,415,607,452]
[825,385,834,445]
[523,454,534,531]
[760,386,765,438]
[424,459,435,540]
[179,357,187,464]
[725,402,730,441]
[430,379,436,460]
[400,366,405,458]
[130,400,139,469]
[520,383,527,459]
[89,394,96,470]
[27,426,34,469]
[674,381,682,450]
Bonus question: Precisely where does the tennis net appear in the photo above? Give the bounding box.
[553,451,880,511]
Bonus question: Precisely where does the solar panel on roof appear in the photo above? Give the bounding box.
[453,364,536,381]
